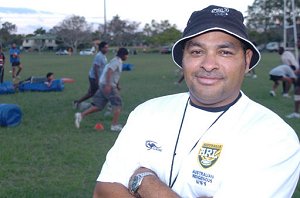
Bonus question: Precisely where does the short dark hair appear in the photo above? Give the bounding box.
[278,47,284,55]
[117,48,129,57]
[98,41,108,50]
[46,72,54,78]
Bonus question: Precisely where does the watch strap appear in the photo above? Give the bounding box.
[137,172,155,178]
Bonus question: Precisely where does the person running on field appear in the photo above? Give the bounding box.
[73,41,109,109]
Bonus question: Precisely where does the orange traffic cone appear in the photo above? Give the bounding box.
[94,123,104,131]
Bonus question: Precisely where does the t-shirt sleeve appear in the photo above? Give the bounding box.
[107,59,119,71]
[96,108,143,187]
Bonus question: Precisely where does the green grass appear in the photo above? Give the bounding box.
[0,51,299,197]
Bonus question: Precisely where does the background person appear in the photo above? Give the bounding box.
[278,46,299,94]
[17,72,74,88]
[43,72,74,86]
[92,5,300,198]
[278,46,299,71]
[286,69,300,118]
[269,64,297,97]
[75,48,129,132]
[73,41,109,109]
[9,43,22,82]
[0,46,6,83]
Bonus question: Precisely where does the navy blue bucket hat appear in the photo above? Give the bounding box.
[172,5,261,69]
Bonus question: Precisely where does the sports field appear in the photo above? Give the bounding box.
[0,51,299,197]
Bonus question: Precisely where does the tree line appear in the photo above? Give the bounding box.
[1,0,299,51]
[0,15,182,53]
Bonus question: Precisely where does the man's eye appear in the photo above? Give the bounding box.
[191,50,204,55]
[219,50,233,56]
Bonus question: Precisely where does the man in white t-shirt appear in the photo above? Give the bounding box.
[278,46,299,70]
[93,5,300,198]
[269,64,297,97]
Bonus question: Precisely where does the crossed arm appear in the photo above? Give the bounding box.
[93,167,180,198]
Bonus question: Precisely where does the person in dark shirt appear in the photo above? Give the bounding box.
[0,46,6,83]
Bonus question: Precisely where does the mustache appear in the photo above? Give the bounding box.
[194,70,224,78]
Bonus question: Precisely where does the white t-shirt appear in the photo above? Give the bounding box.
[99,56,123,87]
[88,51,107,79]
[269,64,297,79]
[97,92,300,198]
[281,51,299,70]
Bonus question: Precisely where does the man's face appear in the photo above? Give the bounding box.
[101,45,109,54]
[182,31,253,107]
[121,54,128,61]
[48,74,54,80]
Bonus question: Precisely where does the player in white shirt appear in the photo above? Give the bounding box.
[279,46,299,70]
[93,5,300,198]
[269,64,297,97]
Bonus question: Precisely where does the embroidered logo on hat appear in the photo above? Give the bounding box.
[211,7,229,16]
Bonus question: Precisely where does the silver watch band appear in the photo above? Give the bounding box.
[138,172,155,178]
[129,171,156,196]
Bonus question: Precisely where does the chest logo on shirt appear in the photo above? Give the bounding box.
[145,140,162,152]
[198,143,223,169]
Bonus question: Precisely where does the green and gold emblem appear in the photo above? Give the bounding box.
[198,143,223,168]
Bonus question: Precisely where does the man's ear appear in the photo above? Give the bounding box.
[244,49,253,74]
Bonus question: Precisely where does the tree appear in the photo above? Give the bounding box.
[246,0,300,44]
[33,27,46,35]
[143,20,181,46]
[98,15,141,46]
[247,0,282,31]
[50,15,92,53]
[0,21,17,47]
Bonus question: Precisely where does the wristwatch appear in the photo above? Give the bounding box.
[129,172,155,197]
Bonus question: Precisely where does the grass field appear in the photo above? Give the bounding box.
[0,51,299,197]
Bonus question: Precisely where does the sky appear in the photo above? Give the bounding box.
[0,0,255,34]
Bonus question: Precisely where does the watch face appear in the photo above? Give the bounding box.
[131,175,141,193]
[129,172,155,194]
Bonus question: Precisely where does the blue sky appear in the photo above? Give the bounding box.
[0,0,254,34]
